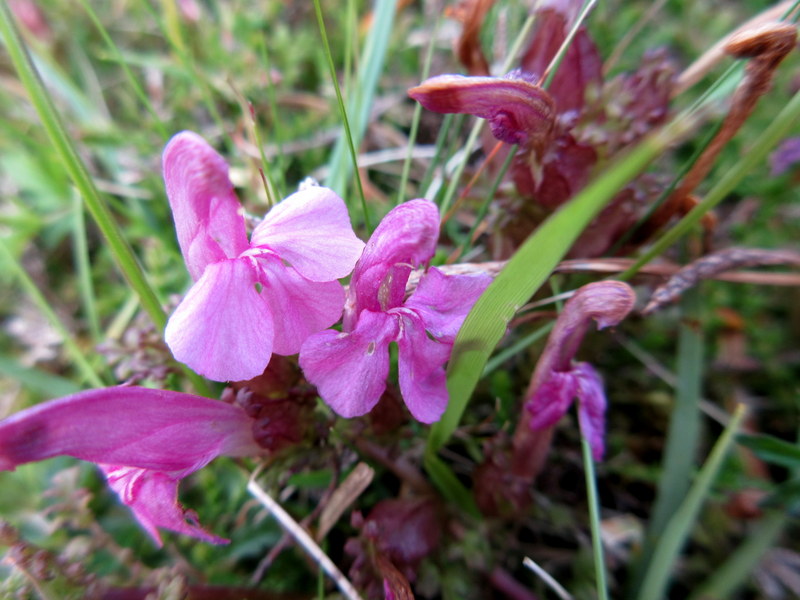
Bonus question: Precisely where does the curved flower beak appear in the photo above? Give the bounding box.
[408,73,556,151]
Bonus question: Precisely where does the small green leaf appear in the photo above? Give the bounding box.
[738,433,800,469]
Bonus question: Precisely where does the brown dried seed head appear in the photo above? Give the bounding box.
[725,22,797,60]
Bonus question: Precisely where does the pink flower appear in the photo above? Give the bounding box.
[162,131,365,381]
[0,387,262,546]
[299,200,491,423]
[525,281,636,460]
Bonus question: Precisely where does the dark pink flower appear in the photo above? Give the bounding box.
[162,131,365,381]
[525,281,636,459]
[408,71,556,151]
[299,200,491,423]
[0,387,261,545]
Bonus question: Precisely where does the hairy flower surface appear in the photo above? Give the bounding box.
[299,200,491,423]
[525,281,636,459]
[0,387,261,545]
[162,131,364,381]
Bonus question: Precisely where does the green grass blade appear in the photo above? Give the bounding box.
[427,122,687,455]
[689,510,787,600]
[582,436,609,600]
[324,0,397,204]
[629,286,704,596]
[636,404,747,600]
[314,0,372,229]
[71,193,100,341]
[0,3,167,333]
[0,237,106,389]
[76,0,169,138]
[620,87,800,281]
[0,355,82,398]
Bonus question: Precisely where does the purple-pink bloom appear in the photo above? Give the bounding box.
[770,137,800,176]
[408,71,556,151]
[299,200,491,424]
[162,131,365,382]
[525,281,636,460]
[0,387,261,546]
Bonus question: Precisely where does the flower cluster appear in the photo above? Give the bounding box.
[0,131,490,544]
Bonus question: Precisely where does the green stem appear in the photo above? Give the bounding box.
[581,436,609,600]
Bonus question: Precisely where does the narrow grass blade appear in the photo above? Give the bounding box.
[324,0,397,204]
[428,121,687,455]
[582,436,609,600]
[76,0,169,138]
[0,3,166,333]
[314,0,374,229]
[0,355,82,398]
[71,194,100,341]
[629,286,704,596]
[689,510,787,600]
[636,404,748,600]
[0,237,106,389]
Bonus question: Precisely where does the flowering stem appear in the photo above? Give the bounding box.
[581,435,609,600]
[247,475,364,600]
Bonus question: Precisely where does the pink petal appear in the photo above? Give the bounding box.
[396,312,451,424]
[257,255,346,356]
[574,362,607,460]
[404,267,491,343]
[165,258,275,382]
[250,186,365,281]
[163,131,249,280]
[0,387,260,474]
[299,310,398,418]
[348,200,440,324]
[102,466,227,547]
[526,370,579,431]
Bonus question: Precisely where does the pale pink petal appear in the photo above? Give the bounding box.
[299,310,398,418]
[349,200,440,323]
[404,267,491,343]
[165,258,274,381]
[163,131,249,280]
[396,312,451,424]
[574,362,607,460]
[0,387,260,474]
[258,255,346,355]
[250,186,365,281]
[102,466,227,547]
[527,370,579,431]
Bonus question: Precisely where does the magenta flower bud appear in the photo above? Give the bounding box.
[525,281,636,460]
[0,387,262,545]
[408,72,556,150]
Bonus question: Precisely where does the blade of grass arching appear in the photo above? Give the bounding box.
[313,0,372,231]
[0,237,106,389]
[423,448,480,518]
[540,0,597,88]
[0,4,165,333]
[397,14,442,205]
[0,5,211,397]
[628,285,704,598]
[619,86,800,282]
[71,194,100,342]
[581,435,609,600]
[427,120,688,457]
[689,510,787,600]
[324,0,397,203]
[0,355,82,398]
[76,0,168,139]
[636,404,747,600]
